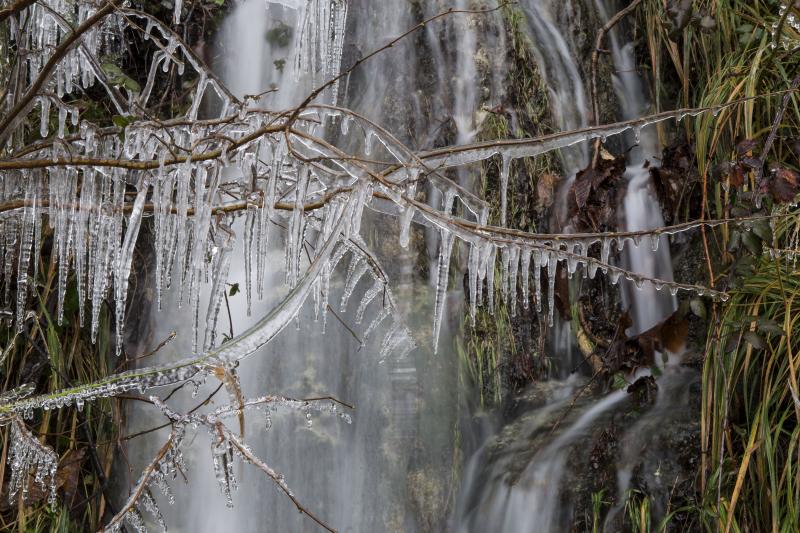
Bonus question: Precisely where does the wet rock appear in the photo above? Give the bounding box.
[627,375,658,407]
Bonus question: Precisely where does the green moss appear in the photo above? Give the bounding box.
[265,22,293,48]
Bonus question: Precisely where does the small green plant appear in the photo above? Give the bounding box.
[591,489,610,533]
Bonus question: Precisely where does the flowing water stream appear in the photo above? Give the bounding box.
[455,1,685,531]
[120,1,690,531]
[124,2,501,531]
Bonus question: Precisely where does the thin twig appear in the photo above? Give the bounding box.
[590,0,643,167]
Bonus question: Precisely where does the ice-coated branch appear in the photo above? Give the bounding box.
[102,392,351,532]
[406,90,798,174]
[101,422,185,532]
[0,191,406,414]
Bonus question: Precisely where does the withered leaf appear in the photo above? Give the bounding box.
[699,14,717,33]
[659,313,689,354]
[690,298,707,319]
[554,264,571,321]
[56,448,86,505]
[751,219,773,244]
[536,172,560,209]
[769,167,800,204]
[711,161,731,181]
[735,138,758,156]
[741,230,763,256]
[571,171,592,208]
[729,164,746,188]
[666,0,694,39]
[743,331,766,350]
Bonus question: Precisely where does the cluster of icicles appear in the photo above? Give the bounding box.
[102,395,351,533]
[0,0,743,521]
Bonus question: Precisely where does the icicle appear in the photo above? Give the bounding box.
[499,155,511,226]
[203,224,234,351]
[468,243,479,325]
[546,251,557,326]
[340,256,369,312]
[56,171,77,326]
[398,205,415,249]
[75,169,94,325]
[243,193,259,316]
[211,436,235,508]
[363,305,390,342]
[348,180,371,238]
[500,246,510,301]
[172,162,191,296]
[519,247,531,311]
[650,234,660,252]
[40,97,50,138]
[287,165,310,287]
[173,0,182,24]
[318,260,333,333]
[486,245,496,314]
[57,106,67,138]
[114,176,150,357]
[600,238,611,273]
[257,151,279,298]
[508,246,520,315]
[15,181,36,332]
[355,277,382,325]
[153,173,174,310]
[432,230,454,353]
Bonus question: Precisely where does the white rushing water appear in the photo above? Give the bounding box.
[595,0,677,335]
[121,1,501,531]
[455,1,682,531]
[518,0,591,377]
[105,0,699,530]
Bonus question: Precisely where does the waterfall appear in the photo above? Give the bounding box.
[458,388,628,532]
[595,0,677,335]
[518,0,591,378]
[121,1,501,531]
[455,2,684,531]
[113,0,692,530]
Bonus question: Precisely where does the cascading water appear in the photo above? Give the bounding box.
[0,0,742,529]
[454,3,610,529]
[594,0,676,335]
[107,0,705,530]
[458,387,628,532]
[518,0,591,377]
[122,1,502,531]
[455,2,685,531]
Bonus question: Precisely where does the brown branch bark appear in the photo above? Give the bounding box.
[0,0,37,24]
